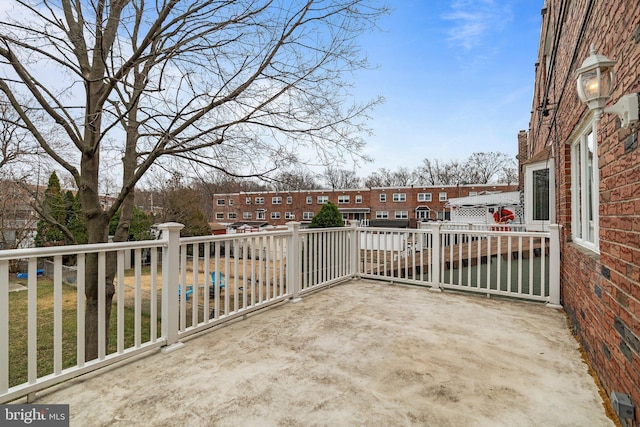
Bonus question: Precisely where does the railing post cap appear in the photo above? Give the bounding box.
[157,222,185,231]
[349,220,359,227]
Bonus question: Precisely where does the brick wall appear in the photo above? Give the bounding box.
[525,0,640,424]
[214,184,517,227]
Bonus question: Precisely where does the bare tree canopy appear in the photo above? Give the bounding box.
[0,0,386,359]
[0,0,385,241]
[0,96,39,171]
[323,165,360,189]
[364,166,417,188]
[414,152,514,186]
[272,168,321,191]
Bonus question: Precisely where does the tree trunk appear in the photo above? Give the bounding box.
[79,92,113,361]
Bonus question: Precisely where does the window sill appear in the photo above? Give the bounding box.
[567,240,600,261]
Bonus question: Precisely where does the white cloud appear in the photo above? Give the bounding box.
[443,0,512,50]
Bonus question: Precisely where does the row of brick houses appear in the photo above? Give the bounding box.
[522,0,639,424]
[213,184,517,228]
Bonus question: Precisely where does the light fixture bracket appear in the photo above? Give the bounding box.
[604,93,640,129]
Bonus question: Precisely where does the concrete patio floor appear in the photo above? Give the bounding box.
[33,280,614,426]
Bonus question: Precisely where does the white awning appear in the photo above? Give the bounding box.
[446,191,521,208]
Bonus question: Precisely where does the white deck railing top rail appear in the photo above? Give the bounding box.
[0,221,560,403]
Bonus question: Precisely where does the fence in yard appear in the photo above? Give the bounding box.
[0,221,559,403]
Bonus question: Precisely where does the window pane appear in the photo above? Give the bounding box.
[587,130,594,242]
[532,169,549,221]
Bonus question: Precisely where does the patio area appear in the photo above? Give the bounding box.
[28,280,612,426]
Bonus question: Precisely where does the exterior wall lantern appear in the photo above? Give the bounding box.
[576,44,639,129]
[575,44,616,118]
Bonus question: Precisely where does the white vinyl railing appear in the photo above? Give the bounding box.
[358,223,561,303]
[0,221,559,403]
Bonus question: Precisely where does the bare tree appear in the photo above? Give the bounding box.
[323,166,361,189]
[415,159,449,185]
[0,0,385,359]
[391,167,417,186]
[464,152,511,184]
[498,158,518,185]
[0,96,39,170]
[272,168,320,191]
[365,166,416,187]
[416,153,511,186]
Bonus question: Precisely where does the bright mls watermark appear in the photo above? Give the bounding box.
[1,405,69,426]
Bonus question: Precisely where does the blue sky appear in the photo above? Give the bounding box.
[352,0,542,176]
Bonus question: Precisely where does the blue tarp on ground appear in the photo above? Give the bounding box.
[16,269,44,279]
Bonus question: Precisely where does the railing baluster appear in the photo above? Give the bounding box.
[28,257,37,384]
[203,244,210,323]
[235,239,240,309]
[225,245,231,313]
[486,236,492,294]
[529,236,534,296]
[214,241,221,318]
[135,248,142,348]
[466,232,472,287]
[191,244,199,328]
[243,238,249,307]
[98,252,106,360]
[540,236,547,297]
[0,260,8,394]
[179,244,187,331]
[117,250,125,353]
[150,248,158,341]
[496,235,502,292]
[517,237,523,295]
[53,255,62,375]
[77,254,85,367]
[507,236,513,293]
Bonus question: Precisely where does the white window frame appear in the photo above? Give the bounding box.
[317,195,329,204]
[417,193,432,202]
[524,159,555,231]
[355,195,363,204]
[379,194,386,202]
[243,212,252,219]
[286,196,293,204]
[439,192,447,201]
[255,197,264,204]
[468,191,478,197]
[392,193,406,202]
[227,212,236,219]
[246,197,251,205]
[285,212,295,219]
[338,195,350,204]
[376,211,389,219]
[303,212,314,220]
[571,119,599,252]
[216,199,225,206]
[395,211,408,219]
[215,212,224,220]
[306,196,312,204]
[270,212,280,220]
[272,196,282,205]
[256,211,266,220]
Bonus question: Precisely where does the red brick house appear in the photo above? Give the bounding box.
[522,1,640,423]
[213,184,516,228]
